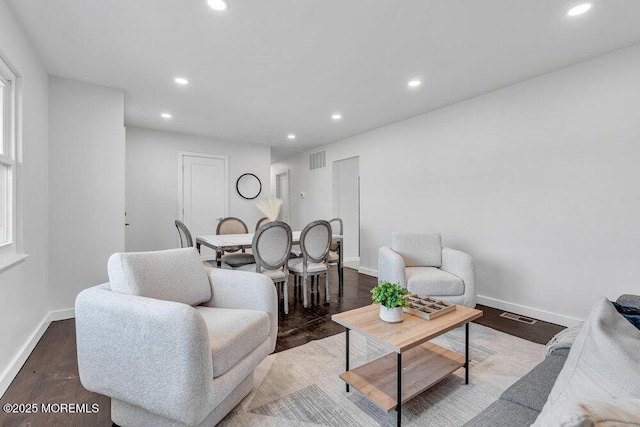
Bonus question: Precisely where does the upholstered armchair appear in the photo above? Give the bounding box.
[378,233,477,307]
[75,248,278,427]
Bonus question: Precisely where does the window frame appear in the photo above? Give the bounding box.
[0,54,24,271]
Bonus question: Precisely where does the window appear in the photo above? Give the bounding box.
[0,56,17,260]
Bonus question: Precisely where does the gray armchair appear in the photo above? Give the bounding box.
[378,232,477,307]
[75,248,278,427]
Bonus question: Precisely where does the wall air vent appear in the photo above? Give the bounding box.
[309,150,327,171]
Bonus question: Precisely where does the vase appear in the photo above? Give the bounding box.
[379,306,404,323]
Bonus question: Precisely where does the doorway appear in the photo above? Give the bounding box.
[333,156,360,268]
[276,171,290,223]
[179,152,228,254]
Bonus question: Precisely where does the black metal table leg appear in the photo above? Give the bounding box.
[345,328,350,392]
[397,352,402,426]
[465,322,469,385]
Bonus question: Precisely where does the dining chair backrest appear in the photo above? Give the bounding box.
[300,220,331,263]
[253,221,292,270]
[328,218,343,252]
[255,217,271,231]
[216,217,249,235]
[175,220,193,248]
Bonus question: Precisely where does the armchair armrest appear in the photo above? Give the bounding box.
[202,268,278,353]
[441,247,477,307]
[378,246,407,287]
[75,284,214,426]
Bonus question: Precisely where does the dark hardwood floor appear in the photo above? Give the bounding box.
[0,267,564,426]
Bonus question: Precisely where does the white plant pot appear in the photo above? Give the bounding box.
[379,306,404,323]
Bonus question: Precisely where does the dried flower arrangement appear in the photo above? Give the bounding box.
[255,197,283,221]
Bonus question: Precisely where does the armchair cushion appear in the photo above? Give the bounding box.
[406,267,464,296]
[194,306,270,378]
[391,232,442,267]
[108,248,211,306]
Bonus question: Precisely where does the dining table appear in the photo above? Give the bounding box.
[196,231,344,293]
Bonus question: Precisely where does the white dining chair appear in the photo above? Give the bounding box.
[216,217,255,267]
[174,219,222,268]
[287,220,331,308]
[328,218,343,291]
[236,221,293,314]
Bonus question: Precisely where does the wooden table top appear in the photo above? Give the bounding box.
[332,304,483,353]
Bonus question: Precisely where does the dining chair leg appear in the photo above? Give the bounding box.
[325,271,330,303]
[283,276,289,315]
[302,273,308,307]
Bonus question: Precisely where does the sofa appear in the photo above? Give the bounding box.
[75,248,278,427]
[378,232,477,307]
[465,294,640,426]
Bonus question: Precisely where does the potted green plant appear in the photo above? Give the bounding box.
[371,281,410,323]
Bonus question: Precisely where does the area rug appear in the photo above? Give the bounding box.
[220,323,545,426]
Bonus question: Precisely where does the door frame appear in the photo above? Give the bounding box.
[275,169,290,223]
[177,151,229,223]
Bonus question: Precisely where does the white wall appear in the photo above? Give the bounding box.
[333,156,359,261]
[0,0,50,396]
[273,44,640,325]
[125,127,271,252]
[48,76,126,312]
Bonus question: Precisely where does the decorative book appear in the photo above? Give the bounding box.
[403,294,457,320]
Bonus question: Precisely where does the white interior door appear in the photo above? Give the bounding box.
[181,154,228,248]
[333,156,360,263]
[276,172,290,223]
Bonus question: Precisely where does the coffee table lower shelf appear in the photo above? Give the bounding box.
[339,341,465,413]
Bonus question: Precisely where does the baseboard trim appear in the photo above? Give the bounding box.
[0,314,50,398]
[0,308,76,398]
[348,268,578,326]
[48,308,75,322]
[343,256,360,264]
[357,266,378,277]
[477,295,582,327]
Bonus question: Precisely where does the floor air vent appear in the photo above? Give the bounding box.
[499,312,537,325]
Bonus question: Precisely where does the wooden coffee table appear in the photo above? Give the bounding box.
[332,304,483,426]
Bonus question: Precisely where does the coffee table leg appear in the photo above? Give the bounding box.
[397,352,402,426]
[345,328,350,392]
[465,322,469,385]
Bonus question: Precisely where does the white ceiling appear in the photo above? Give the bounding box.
[7,0,640,160]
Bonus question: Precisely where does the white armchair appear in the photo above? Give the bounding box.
[75,248,278,427]
[378,233,477,307]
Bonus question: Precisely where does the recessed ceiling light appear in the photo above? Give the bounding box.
[174,77,189,85]
[161,113,172,119]
[567,3,592,16]
[287,134,296,140]
[408,79,422,88]
[331,113,342,120]
[207,0,229,11]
